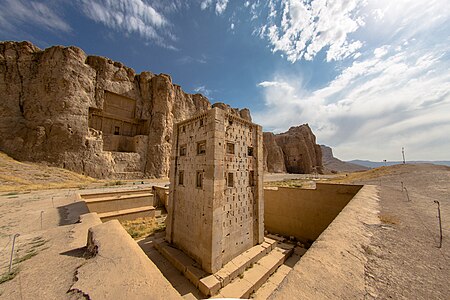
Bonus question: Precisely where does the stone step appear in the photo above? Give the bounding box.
[213,246,294,299]
[266,233,286,243]
[199,237,278,296]
[252,247,308,299]
[98,206,155,222]
[154,237,278,297]
[84,193,154,213]
[251,265,291,300]
[80,188,154,200]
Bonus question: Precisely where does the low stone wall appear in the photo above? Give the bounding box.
[153,186,169,209]
[268,185,380,299]
[264,183,363,243]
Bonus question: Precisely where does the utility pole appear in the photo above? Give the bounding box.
[40,211,44,230]
[9,233,20,273]
[402,147,406,164]
[434,201,443,248]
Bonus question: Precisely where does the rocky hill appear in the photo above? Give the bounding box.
[264,124,323,174]
[0,41,251,179]
[1,41,325,179]
[321,145,369,173]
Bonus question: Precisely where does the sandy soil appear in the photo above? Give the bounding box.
[0,160,448,299]
[351,164,450,299]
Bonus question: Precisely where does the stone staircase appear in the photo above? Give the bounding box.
[80,189,160,222]
[212,244,293,299]
[152,236,304,299]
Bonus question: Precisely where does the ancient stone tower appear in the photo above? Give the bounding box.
[166,107,264,273]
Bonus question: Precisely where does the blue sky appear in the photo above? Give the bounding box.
[1,0,449,161]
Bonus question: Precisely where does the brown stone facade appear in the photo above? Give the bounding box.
[166,107,264,273]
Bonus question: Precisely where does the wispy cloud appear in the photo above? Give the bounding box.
[79,0,177,49]
[255,41,450,160]
[193,85,213,98]
[148,0,188,14]
[200,0,229,15]
[0,0,71,35]
[177,55,207,64]
[251,0,366,62]
[252,0,450,160]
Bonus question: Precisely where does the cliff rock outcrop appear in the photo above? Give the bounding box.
[0,41,220,178]
[263,132,286,173]
[321,145,369,173]
[264,124,323,174]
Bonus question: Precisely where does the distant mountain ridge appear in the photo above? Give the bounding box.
[320,145,369,173]
[348,160,450,168]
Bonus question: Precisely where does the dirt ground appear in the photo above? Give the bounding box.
[0,183,166,299]
[0,161,448,299]
[353,164,450,299]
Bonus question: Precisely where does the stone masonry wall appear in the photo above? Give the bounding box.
[167,107,264,273]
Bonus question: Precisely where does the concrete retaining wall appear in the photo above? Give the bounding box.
[268,185,380,299]
[264,183,362,242]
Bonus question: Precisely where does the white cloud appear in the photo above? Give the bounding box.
[149,0,187,14]
[200,0,212,10]
[0,0,71,35]
[254,0,366,62]
[200,0,229,15]
[215,0,229,15]
[230,23,235,30]
[254,40,450,160]
[177,55,207,64]
[194,85,213,97]
[79,0,176,49]
[251,0,450,160]
[373,46,389,58]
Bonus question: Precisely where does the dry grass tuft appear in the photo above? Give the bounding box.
[325,167,395,184]
[0,151,97,192]
[379,213,399,225]
[120,217,165,239]
[264,179,316,189]
[0,268,20,284]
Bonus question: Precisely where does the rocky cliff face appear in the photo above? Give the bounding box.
[321,145,369,173]
[264,124,323,174]
[263,132,286,173]
[0,41,220,178]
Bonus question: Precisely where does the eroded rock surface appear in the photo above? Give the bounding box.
[264,124,323,174]
[263,132,286,173]
[0,41,216,178]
